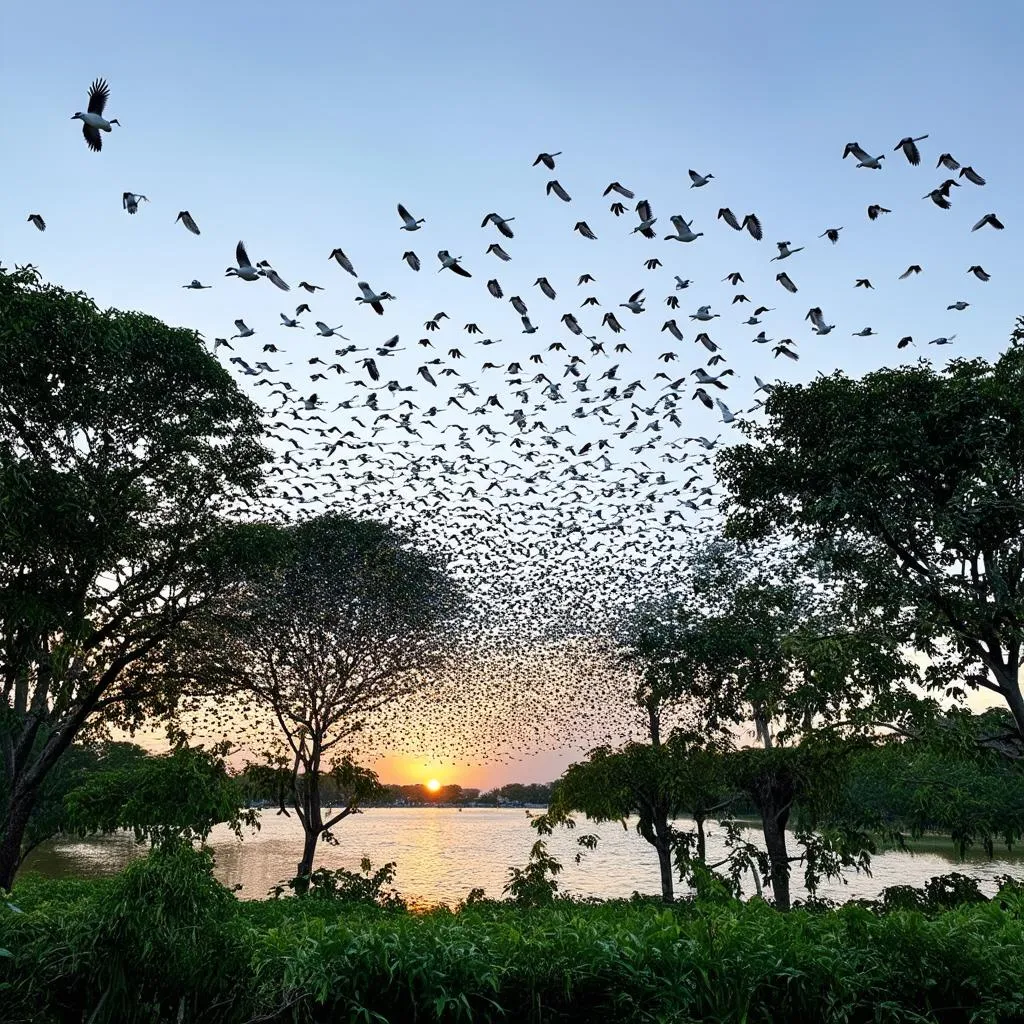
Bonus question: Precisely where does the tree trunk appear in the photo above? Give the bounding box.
[695,815,707,865]
[996,662,1024,744]
[294,825,321,893]
[655,838,674,903]
[760,803,791,912]
[0,788,37,891]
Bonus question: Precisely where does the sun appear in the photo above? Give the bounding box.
[425,779,441,793]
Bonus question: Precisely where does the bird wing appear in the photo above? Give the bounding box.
[450,262,472,278]
[87,78,110,116]
[496,218,514,239]
[398,203,415,223]
[265,269,290,291]
[843,142,870,162]
[234,319,247,331]
[743,214,763,240]
[82,123,102,152]
[900,138,922,165]
[236,240,253,268]
[178,211,200,235]
[636,199,652,222]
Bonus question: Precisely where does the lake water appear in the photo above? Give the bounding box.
[20,808,1024,905]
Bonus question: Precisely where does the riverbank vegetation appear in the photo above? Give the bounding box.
[3,842,1024,1023]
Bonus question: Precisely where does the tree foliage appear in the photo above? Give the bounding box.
[718,336,1024,743]
[0,266,268,888]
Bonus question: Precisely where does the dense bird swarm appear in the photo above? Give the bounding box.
[13,80,1010,774]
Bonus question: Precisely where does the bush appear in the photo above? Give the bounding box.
[3,858,1024,1022]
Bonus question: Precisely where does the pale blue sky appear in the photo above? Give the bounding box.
[4,0,1023,786]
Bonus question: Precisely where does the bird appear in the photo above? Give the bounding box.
[533,152,561,169]
[776,272,797,293]
[771,241,803,260]
[633,200,657,238]
[487,243,512,262]
[122,192,148,215]
[852,327,877,337]
[664,215,702,242]
[619,289,645,314]
[329,248,357,276]
[972,213,1004,231]
[546,180,571,202]
[689,305,720,322]
[27,214,45,231]
[715,398,736,424]
[674,277,691,290]
[574,221,598,240]
[929,335,957,346]
[947,301,970,311]
[923,188,952,209]
[899,265,923,279]
[438,250,472,277]
[898,336,915,349]
[718,208,742,231]
[967,265,991,281]
[176,211,200,235]
[819,227,842,244]
[297,281,323,292]
[403,251,421,271]
[231,319,255,339]
[960,166,986,186]
[855,278,873,289]
[535,277,556,300]
[314,322,349,338]
[481,213,515,238]
[182,279,211,289]
[397,204,425,230]
[741,214,763,240]
[894,135,928,165]
[226,241,261,281]
[867,205,891,220]
[356,282,387,315]
[843,142,884,169]
[280,313,304,328]
[807,307,834,334]
[72,78,119,152]
[688,170,714,188]
[937,153,961,171]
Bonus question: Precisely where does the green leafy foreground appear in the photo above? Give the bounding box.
[3,845,1024,1023]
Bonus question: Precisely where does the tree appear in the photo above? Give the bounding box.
[208,513,464,886]
[625,540,907,909]
[0,266,267,890]
[549,731,731,903]
[63,732,256,847]
[718,337,1024,746]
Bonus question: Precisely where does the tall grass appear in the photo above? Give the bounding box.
[2,845,1024,1022]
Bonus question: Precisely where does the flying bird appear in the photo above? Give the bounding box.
[122,192,148,214]
[843,142,884,168]
[688,170,714,187]
[72,78,119,151]
[894,135,928,165]
[972,213,1004,231]
[867,205,891,220]
[176,211,200,235]
[397,204,425,230]
[546,180,571,202]
[226,241,260,281]
[27,214,45,231]
[438,250,472,277]
[481,213,515,238]
[533,152,561,169]
[329,248,357,276]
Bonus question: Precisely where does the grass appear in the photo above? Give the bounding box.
[2,845,1024,1023]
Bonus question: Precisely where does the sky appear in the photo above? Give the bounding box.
[3,0,1023,788]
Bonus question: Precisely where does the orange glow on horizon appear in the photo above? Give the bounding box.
[425,778,441,793]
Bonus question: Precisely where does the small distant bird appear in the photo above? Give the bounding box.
[356,281,386,315]
[688,169,714,188]
[182,279,210,289]
[972,213,1004,231]
[855,278,873,289]
[295,303,310,315]
[929,335,957,346]
[923,188,952,209]
[226,241,260,282]
[438,250,471,277]
[716,398,736,424]
[574,221,598,240]
[578,274,595,285]
[718,208,742,231]
[633,200,657,238]
[546,180,571,202]
[867,205,891,220]
[609,202,626,216]
[533,152,561,170]
[742,214,763,240]
[72,78,119,152]
[329,248,357,276]
[487,279,503,298]
[723,272,744,286]
[298,281,323,292]
[535,277,556,300]
[280,312,303,328]
[603,182,635,199]
[403,251,421,271]
[967,265,990,281]
[674,277,691,290]
[960,166,986,186]
[257,261,290,292]
[894,134,928,165]
[397,204,425,230]
[27,214,45,231]
[664,215,702,242]
[899,265,923,279]
[314,321,348,338]
[947,301,970,311]
[176,211,200,235]
[771,241,803,261]
[122,192,148,215]
[487,243,512,262]
[852,327,877,337]
[843,142,884,169]
[776,272,797,293]
[819,227,843,244]
[936,153,961,171]
[481,212,515,238]
[898,336,915,349]
[619,289,645,314]
[231,319,255,339]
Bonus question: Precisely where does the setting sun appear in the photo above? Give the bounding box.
[425,779,441,793]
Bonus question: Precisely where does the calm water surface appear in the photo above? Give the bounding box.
[21,808,1024,905]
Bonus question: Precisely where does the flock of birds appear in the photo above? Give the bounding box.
[13,77,1011,771]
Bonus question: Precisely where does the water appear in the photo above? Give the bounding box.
[20,807,1024,905]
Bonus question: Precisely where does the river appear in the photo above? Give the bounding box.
[20,808,1024,905]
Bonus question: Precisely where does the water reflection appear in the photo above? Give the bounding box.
[21,808,1024,905]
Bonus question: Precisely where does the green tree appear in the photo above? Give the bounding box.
[718,336,1024,746]
[206,513,464,887]
[63,732,256,847]
[0,266,267,889]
